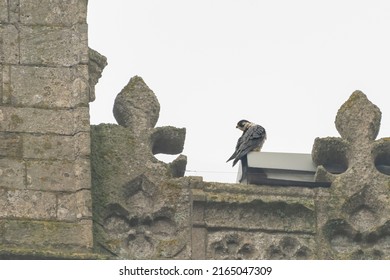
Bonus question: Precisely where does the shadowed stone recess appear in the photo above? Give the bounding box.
[169,155,187,178]
[312,137,349,174]
[372,138,390,175]
[151,126,186,155]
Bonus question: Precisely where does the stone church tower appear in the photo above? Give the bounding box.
[1,1,390,259]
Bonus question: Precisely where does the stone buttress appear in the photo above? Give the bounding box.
[0,0,105,259]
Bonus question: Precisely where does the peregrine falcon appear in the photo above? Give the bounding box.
[227,120,266,167]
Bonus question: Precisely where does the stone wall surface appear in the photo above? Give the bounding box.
[0,0,103,259]
[1,2,390,260]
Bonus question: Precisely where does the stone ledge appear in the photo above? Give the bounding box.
[199,181,318,200]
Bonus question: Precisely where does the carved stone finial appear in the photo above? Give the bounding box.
[92,76,189,259]
[113,76,160,134]
[335,90,381,142]
[311,90,390,259]
[312,90,385,181]
[111,75,186,172]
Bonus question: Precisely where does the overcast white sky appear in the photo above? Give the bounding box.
[87,0,390,183]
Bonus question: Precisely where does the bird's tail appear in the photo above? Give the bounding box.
[226,151,237,163]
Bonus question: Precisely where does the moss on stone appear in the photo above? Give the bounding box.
[0,246,109,260]
[10,114,23,126]
[338,90,364,111]
[155,238,183,258]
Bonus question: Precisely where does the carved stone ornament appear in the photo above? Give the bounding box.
[312,91,390,259]
[91,76,189,259]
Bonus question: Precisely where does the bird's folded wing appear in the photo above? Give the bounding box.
[226,135,244,162]
[234,125,266,159]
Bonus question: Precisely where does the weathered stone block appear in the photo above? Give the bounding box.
[19,24,88,66]
[57,190,92,221]
[74,132,91,158]
[27,160,75,192]
[204,200,316,233]
[0,188,56,219]
[191,227,207,259]
[72,64,90,106]
[88,48,107,102]
[0,219,93,250]
[8,0,19,23]
[0,0,7,23]
[0,65,2,102]
[6,66,89,108]
[207,231,316,259]
[0,159,25,189]
[0,107,90,135]
[0,132,22,158]
[27,159,91,192]
[0,24,19,64]
[23,132,90,160]
[0,65,9,104]
[20,0,87,26]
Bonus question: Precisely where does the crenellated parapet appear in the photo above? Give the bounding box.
[91,85,390,259]
[189,91,390,260]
